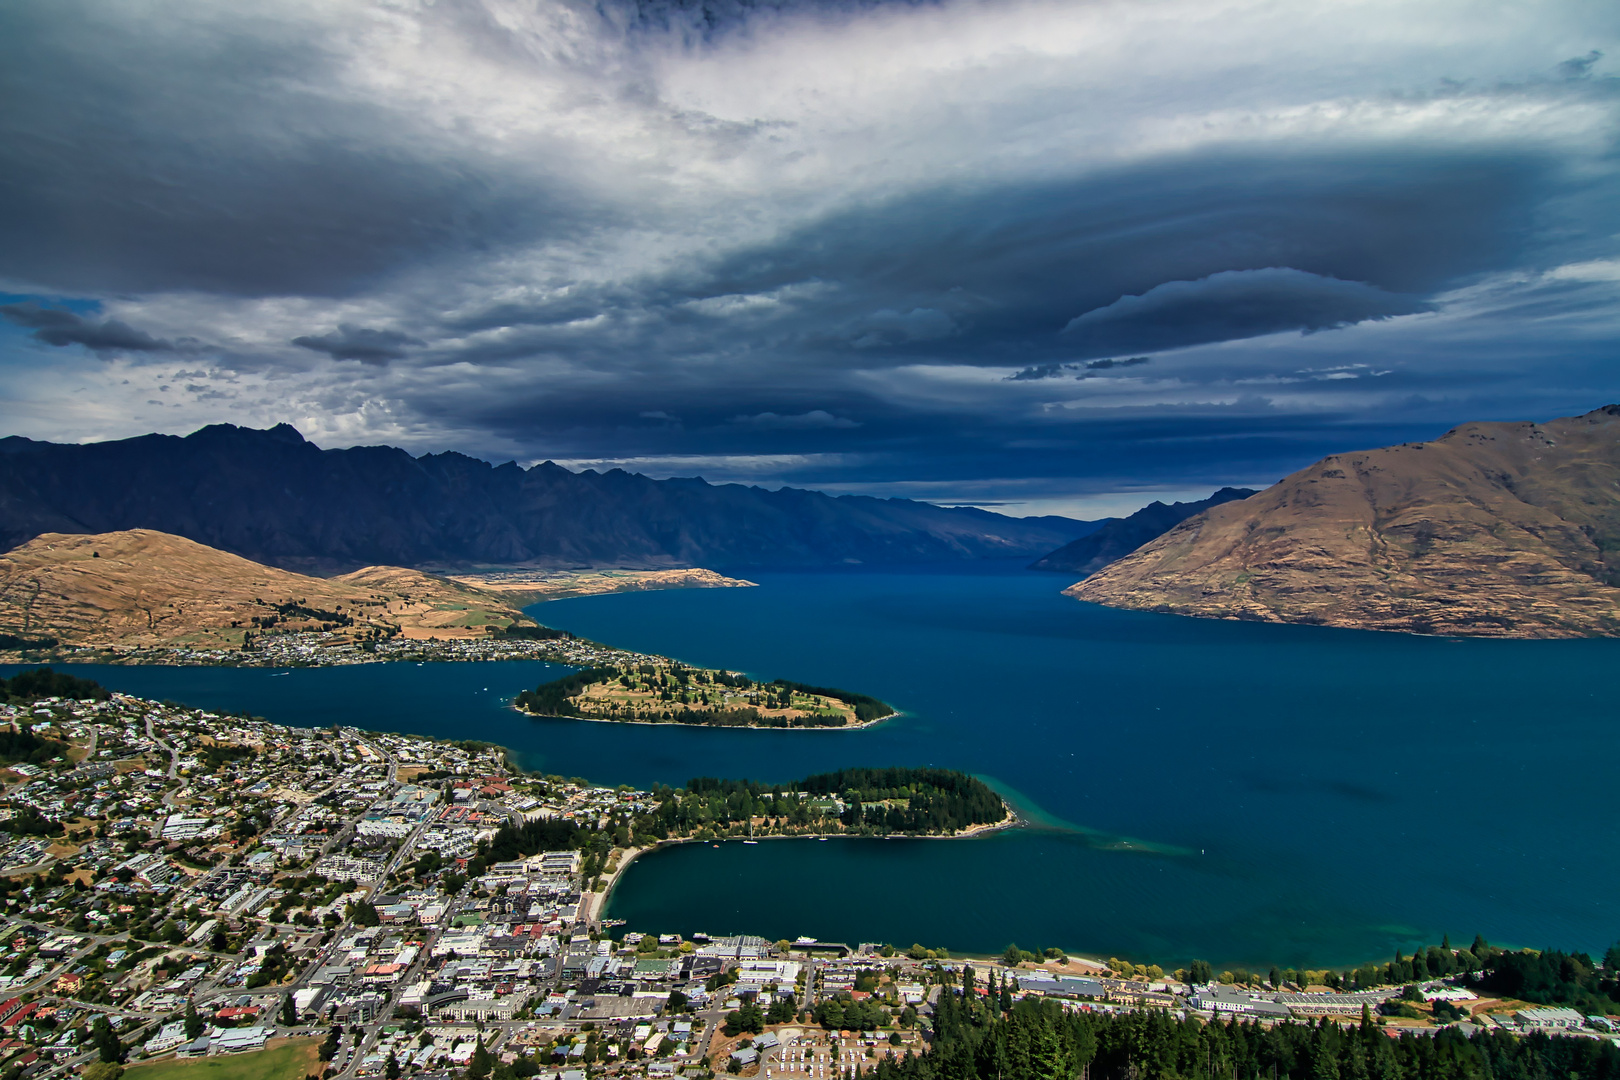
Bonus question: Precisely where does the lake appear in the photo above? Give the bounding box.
[9,562,1616,969]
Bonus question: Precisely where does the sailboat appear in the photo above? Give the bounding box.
[744,818,758,844]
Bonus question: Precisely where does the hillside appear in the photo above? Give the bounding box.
[0,529,540,651]
[1030,487,1257,575]
[1067,406,1620,637]
[0,424,1093,572]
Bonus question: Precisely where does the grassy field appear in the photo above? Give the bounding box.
[126,1038,321,1080]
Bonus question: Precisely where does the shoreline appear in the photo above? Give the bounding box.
[514,703,897,732]
[594,807,1021,922]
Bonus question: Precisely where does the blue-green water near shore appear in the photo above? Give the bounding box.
[7,563,1617,968]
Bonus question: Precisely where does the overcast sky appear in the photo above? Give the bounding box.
[2,0,1617,517]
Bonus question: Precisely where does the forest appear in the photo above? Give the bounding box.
[0,725,68,766]
[512,667,617,716]
[856,991,1620,1080]
[1479,944,1620,1015]
[0,667,109,704]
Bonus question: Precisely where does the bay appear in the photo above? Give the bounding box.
[7,562,1616,969]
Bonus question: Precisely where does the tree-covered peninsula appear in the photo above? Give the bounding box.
[650,767,1010,839]
[514,662,895,728]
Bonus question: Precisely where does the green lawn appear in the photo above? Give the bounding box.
[126,1038,320,1080]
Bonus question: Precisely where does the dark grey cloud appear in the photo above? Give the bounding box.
[1559,50,1603,78]
[1006,362,1070,381]
[1060,269,1432,354]
[1005,357,1150,381]
[657,150,1550,371]
[0,0,589,298]
[292,326,421,364]
[0,302,169,352]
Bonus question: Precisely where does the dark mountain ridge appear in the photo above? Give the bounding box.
[1029,487,1258,575]
[0,424,1093,572]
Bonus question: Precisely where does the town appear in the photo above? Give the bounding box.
[10,630,666,673]
[0,682,1615,1080]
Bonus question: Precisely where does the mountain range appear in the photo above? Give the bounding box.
[1068,405,1620,637]
[1029,487,1257,575]
[0,424,1095,572]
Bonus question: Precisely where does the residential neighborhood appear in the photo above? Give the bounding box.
[0,688,1614,1080]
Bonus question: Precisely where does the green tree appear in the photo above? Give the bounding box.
[1187,959,1215,985]
[161,919,184,945]
[467,1038,493,1080]
[183,999,205,1040]
[723,1002,764,1036]
[91,1016,124,1063]
[385,1052,401,1079]
[767,995,797,1025]
[280,994,299,1027]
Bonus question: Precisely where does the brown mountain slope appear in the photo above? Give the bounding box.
[0,529,535,650]
[1066,405,1620,637]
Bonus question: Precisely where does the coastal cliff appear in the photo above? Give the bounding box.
[1067,405,1620,637]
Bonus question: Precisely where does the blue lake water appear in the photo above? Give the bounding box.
[8,563,1617,969]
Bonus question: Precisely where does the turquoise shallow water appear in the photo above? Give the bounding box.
[8,563,1617,968]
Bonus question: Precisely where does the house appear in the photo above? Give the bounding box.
[53,973,83,995]
[0,1004,37,1031]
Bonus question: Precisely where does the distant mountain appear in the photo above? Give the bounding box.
[1068,406,1620,638]
[0,529,534,650]
[0,424,1095,572]
[1029,487,1257,575]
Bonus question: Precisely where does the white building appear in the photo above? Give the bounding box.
[1516,1007,1585,1030]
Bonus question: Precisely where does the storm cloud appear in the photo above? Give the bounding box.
[293,326,421,364]
[1,302,169,353]
[1,0,1617,515]
[1060,269,1434,354]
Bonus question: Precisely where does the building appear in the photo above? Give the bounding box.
[1516,1007,1585,1030]
[1189,988,1291,1018]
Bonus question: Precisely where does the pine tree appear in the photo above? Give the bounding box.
[183,998,204,1040]
[92,1016,124,1063]
[467,1038,493,1080]
[281,994,299,1027]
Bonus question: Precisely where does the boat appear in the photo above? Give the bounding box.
[743,840,758,845]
